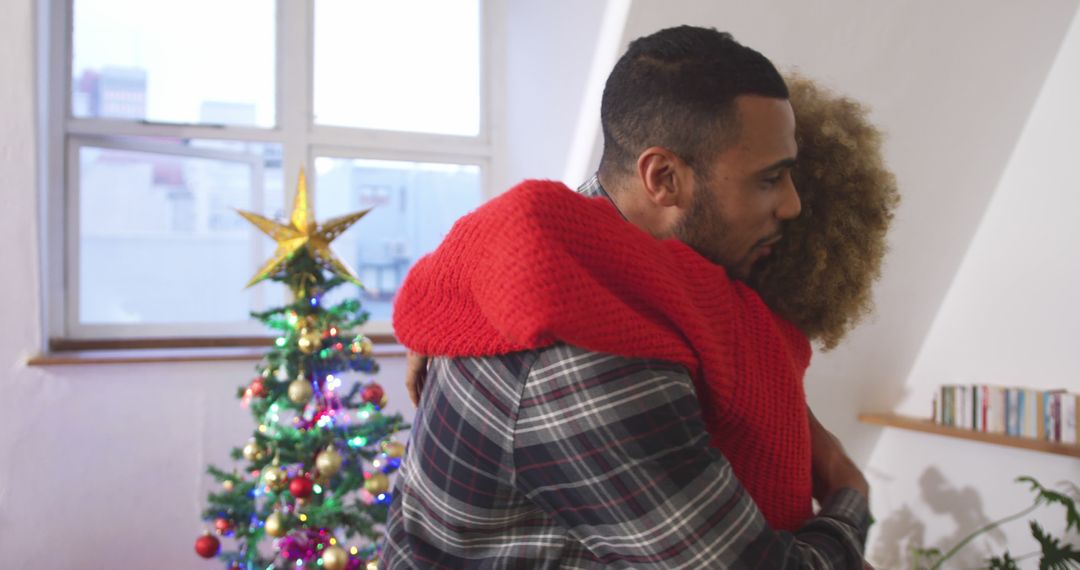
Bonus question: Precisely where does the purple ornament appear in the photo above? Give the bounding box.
[277,528,333,563]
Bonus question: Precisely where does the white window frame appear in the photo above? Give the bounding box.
[40,0,501,345]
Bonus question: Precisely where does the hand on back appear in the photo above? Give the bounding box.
[405,351,429,407]
[809,407,869,501]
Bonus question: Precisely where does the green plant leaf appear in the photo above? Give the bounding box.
[989,551,1020,570]
[1032,521,1080,570]
[1020,477,1080,534]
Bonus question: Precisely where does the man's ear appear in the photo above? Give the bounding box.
[636,147,694,209]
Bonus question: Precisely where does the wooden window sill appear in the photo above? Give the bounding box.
[29,335,406,366]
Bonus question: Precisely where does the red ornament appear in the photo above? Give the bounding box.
[214,517,233,535]
[289,475,314,499]
[194,533,220,558]
[362,382,385,405]
[249,378,267,398]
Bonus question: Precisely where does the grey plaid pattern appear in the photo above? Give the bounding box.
[382,344,870,568]
[578,174,606,198]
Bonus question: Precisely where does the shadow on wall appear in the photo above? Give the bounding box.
[871,466,1004,569]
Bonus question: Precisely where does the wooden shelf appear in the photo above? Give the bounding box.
[858,412,1080,459]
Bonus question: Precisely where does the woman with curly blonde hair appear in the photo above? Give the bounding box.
[750,75,899,350]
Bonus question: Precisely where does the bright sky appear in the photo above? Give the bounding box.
[314,0,480,135]
[73,0,479,134]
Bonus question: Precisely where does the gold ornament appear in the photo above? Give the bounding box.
[382,441,406,458]
[357,337,372,356]
[364,472,390,495]
[365,559,379,570]
[297,328,322,354]
[265,512,286,537]
[288,378,314,404]
[222,480,235,492]
[237,168,370,288]
[263,466,288,491]
[316,447,343,477]
[242,442,265,462]
[321,545,349,570]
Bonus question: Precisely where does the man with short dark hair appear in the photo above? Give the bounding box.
[381,26,871,569]
[597,26,799,282]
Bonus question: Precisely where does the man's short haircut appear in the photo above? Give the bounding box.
[599,26,789,180]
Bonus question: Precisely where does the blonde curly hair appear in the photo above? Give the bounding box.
[748,75,900,350]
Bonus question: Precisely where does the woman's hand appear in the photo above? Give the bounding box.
[809,407,869,502]
[405,351,430,407]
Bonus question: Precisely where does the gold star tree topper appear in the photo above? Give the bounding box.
[237,168,370,288]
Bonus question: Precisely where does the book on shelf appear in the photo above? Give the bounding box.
[1005,388,1020,436]
[978,385,989,432]
[988,386,1006,435]
[1023,388,1041,439]
[933,384,1078,445]
[1063,395,1077,445]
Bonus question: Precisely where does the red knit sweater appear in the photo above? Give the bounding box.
[393,180,814,531]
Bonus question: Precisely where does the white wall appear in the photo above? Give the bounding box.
[497,0,607,191]
[867,7,1080,568]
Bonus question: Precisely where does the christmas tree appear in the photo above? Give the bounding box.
[194,170,406,570]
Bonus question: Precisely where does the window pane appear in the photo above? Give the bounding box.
[78,142,285,325]
[314,0,481,136]
[72,0,275,127]
[313,157,483,320]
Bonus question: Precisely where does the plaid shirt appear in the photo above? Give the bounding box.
[577,174,626,215]
[381,176,870,569]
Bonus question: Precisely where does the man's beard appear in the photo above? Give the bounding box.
[672,173,731,271]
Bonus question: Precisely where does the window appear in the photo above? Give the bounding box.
[44,0,493,342]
